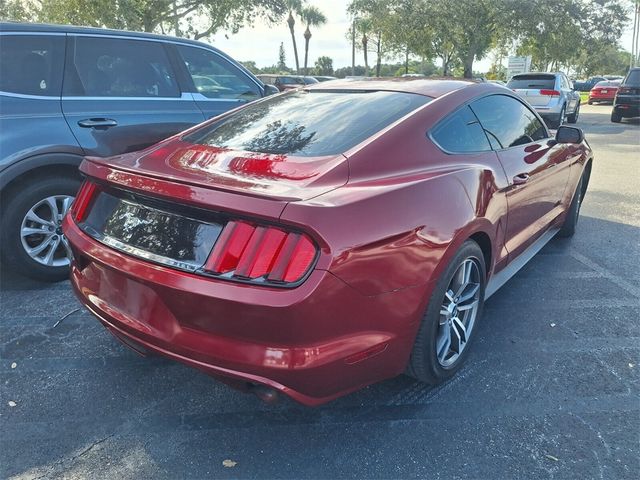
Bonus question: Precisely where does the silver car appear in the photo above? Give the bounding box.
[507,72,581,128]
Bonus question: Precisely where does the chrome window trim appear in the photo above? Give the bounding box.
[0,31,66,36]
[61,92,194,101]
[0,91,60,100]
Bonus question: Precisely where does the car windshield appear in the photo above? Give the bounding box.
[624,69,640,86]
[507,75,556,89]
[184,90,431,157]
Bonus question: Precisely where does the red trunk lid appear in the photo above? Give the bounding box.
[88,138,349,202]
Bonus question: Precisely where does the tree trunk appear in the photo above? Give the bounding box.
[463,50,474,79]
[351,20,356,76]
[303,27,311,76]
[375,32,382,77]
[287,12,300,74]
[442,55,450,76]
[363,35,369,76]
[405,45,409,74]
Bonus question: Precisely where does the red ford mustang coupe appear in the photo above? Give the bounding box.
[63,79,593,405]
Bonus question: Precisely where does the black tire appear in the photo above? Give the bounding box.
[407,240,487,384]
[567,101,580,123]
[0,175,81,282]
[611,111,622,123]
[558,175,584,238]
[550,105,566,129]
[587,99,593,105]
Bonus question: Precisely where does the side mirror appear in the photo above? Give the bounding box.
[263,84,280,96]
[555,125,584,144]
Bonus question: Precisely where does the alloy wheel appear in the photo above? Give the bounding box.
[436,258,482,367]
[20,195,74,267]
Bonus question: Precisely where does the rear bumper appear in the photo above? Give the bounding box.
[589,92,615,102]
[63,216,425,405]
[613,101,640,118]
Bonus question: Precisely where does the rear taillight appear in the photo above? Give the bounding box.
[618,86,632,94]
[203,220,317,284]
[539,89,560,96]
[70,180,98,222]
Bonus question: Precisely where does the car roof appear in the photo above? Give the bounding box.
[305,77,483,98]
[0,21,223,51]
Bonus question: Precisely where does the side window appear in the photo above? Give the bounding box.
[470,95,548,149]
[64,37,180,97]
[430,106,491,153]
[176,45,261,101]
[0,34,64,96]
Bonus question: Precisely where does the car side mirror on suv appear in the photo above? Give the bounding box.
[263,84,280,96]
[555,125,584,144]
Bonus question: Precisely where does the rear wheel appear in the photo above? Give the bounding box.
[407,240,486,384]
[587,99,593,105]
[611,111,622,123]
[550,105,566,129]
[0,176,80,281]
[567,102,580,123]
[558,175,584,238]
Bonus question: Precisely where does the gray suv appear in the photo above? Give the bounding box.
[507,72,581,128]
[0,23,276,281]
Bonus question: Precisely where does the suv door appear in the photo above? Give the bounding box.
[62,35,205,157]
[173,44,263,119]
[470,94,572,259]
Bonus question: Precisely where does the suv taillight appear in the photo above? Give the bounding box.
[618,86,632,94]
[70,180,99,222]
[203,220,317,284]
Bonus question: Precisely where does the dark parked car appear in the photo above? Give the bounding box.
[573,76,606,92]
[63,79,592,405]
[0,23,275,281]
[611,68,640,123]
[256,74,305,92]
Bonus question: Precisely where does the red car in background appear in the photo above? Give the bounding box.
[588,80,621,104]
[63,79,593,405]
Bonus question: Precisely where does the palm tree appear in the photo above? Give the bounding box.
[301,5,327,75]
[285,0,304,74]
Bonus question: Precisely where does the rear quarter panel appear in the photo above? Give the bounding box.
[281,86,511,298]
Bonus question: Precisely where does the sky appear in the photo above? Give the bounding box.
[211,0,637,73]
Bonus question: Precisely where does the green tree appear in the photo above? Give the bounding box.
[2,0,287,39]
[277,42,288,71]
[314,55,334,75]
[301,5,327,75]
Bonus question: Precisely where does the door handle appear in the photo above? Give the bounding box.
[513,173,530,185]
[78,118,118,129]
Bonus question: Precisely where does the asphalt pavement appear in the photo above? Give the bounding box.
[1,104,639,479]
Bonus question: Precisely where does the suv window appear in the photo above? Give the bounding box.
[507,74,556,90]
[623,69,640,86]
[177,45,261,101]
[0,34,64,96]
[184,90,430,157]
[470,95,548,149]
[64,36,180,97]
[431,106,491,153]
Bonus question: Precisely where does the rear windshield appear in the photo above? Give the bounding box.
[184,90,431,156]
[507,75,556,90]
[624,69,640,86]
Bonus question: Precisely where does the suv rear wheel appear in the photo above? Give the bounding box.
[611,111,622,123]
[1,176,80,282]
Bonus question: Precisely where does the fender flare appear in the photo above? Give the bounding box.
[0,152,84,191]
